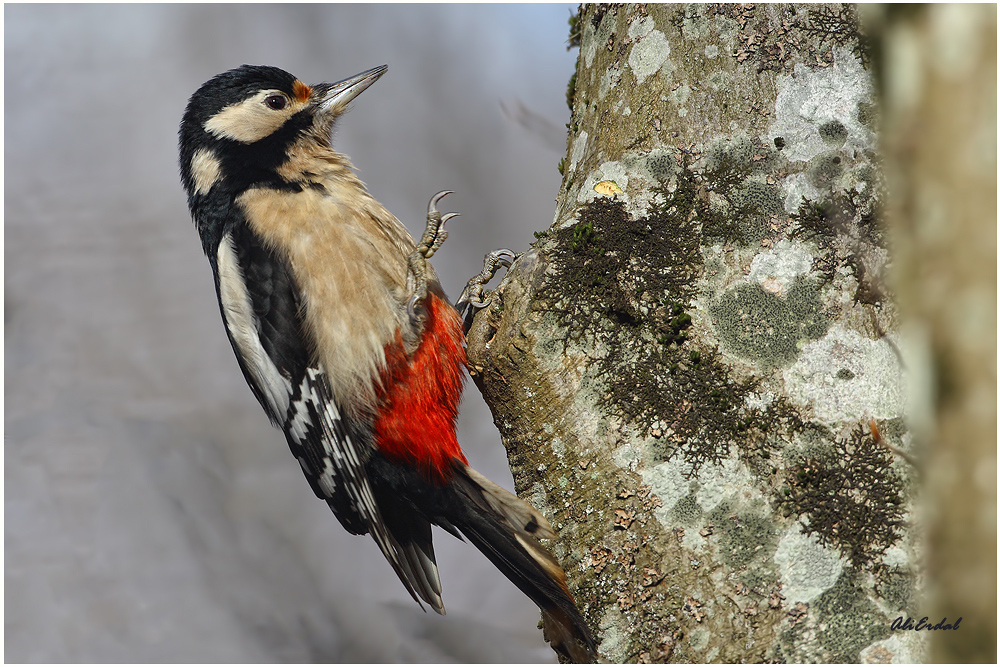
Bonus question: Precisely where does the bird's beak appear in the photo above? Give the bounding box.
[314,65,388,115]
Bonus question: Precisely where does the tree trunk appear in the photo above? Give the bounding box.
[467,4,925,662]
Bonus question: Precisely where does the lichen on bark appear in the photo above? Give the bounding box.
[466,4,924,662]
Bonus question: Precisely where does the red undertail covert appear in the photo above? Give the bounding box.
[374,294,468,482]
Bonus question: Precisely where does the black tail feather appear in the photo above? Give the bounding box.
[376,488,446,614]
[448,463,597,663]
[368,454,597,663]
[455,504,597,662]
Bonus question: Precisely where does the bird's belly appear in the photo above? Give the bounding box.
[239,185,410,410]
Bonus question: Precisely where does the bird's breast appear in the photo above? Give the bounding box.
[237,184,416,412]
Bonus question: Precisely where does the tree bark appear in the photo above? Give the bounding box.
[467,5,925,662]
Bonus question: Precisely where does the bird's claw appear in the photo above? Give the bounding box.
[408,190,460,323]
[457,248,517,333]
[419,190,456,259]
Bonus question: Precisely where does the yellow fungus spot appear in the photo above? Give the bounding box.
[594,180,623,196]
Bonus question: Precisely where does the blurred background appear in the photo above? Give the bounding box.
[5,4,578,661]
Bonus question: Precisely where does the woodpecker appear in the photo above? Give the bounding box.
[178,64,596,662]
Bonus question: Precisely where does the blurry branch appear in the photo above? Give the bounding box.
[499,98,567,153]
[873,5,997,662]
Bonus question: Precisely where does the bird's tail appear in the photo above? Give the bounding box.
[446,462,597,663]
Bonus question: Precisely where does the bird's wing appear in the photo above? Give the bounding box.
[212,223,443,612]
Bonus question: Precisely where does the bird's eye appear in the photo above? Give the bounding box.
[265,95,288,110]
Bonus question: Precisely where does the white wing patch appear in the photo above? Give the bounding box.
[284,366,443,613]
[217,232,292,418]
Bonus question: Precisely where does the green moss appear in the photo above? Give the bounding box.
[698,136,785,244]
[570,217,598,252]
[567,7,582,49]
[658,302,693,347]
[565,72,578,111]
[778,423,906,572]
[540,166,804,475]
[709,278,828,367]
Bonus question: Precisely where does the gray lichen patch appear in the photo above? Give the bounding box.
[774,525,847,604]
[708,504,780,574]
[705,133,783,177]
[706,69,730,91]
[709,278,829,368]
[693,455,765,512]
[667,81,691,106]
[858,630,927,664]
[583,6,618,69]
[626,13,656,40]
[767,47,875,164]
[782,325,905,425]
[568,129,589,173]
[598,64,623,100]
[776,569,895,663]
[668,493,703,527]
[626,17,673,85]
[806,151,846,189]
[818,119,848,147]
[781,172,822,214]
[640,457,692,519]
[812,572,893,662]
[746,239,814,295]
[597,607,629,663]
[728,179,785,227]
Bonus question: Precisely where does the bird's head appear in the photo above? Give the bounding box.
[179,64,386,202]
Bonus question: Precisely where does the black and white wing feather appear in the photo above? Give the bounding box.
[211,223,444,612]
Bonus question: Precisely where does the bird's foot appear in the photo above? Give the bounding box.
[408,191,459,322]
[456,248,517,333]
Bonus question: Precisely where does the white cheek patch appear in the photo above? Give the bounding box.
[216,233,292,417]
[204,91,295,143]
[190,147,222,195]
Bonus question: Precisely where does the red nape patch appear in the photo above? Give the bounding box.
[373,295,469,484]
[292,80,312,102]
